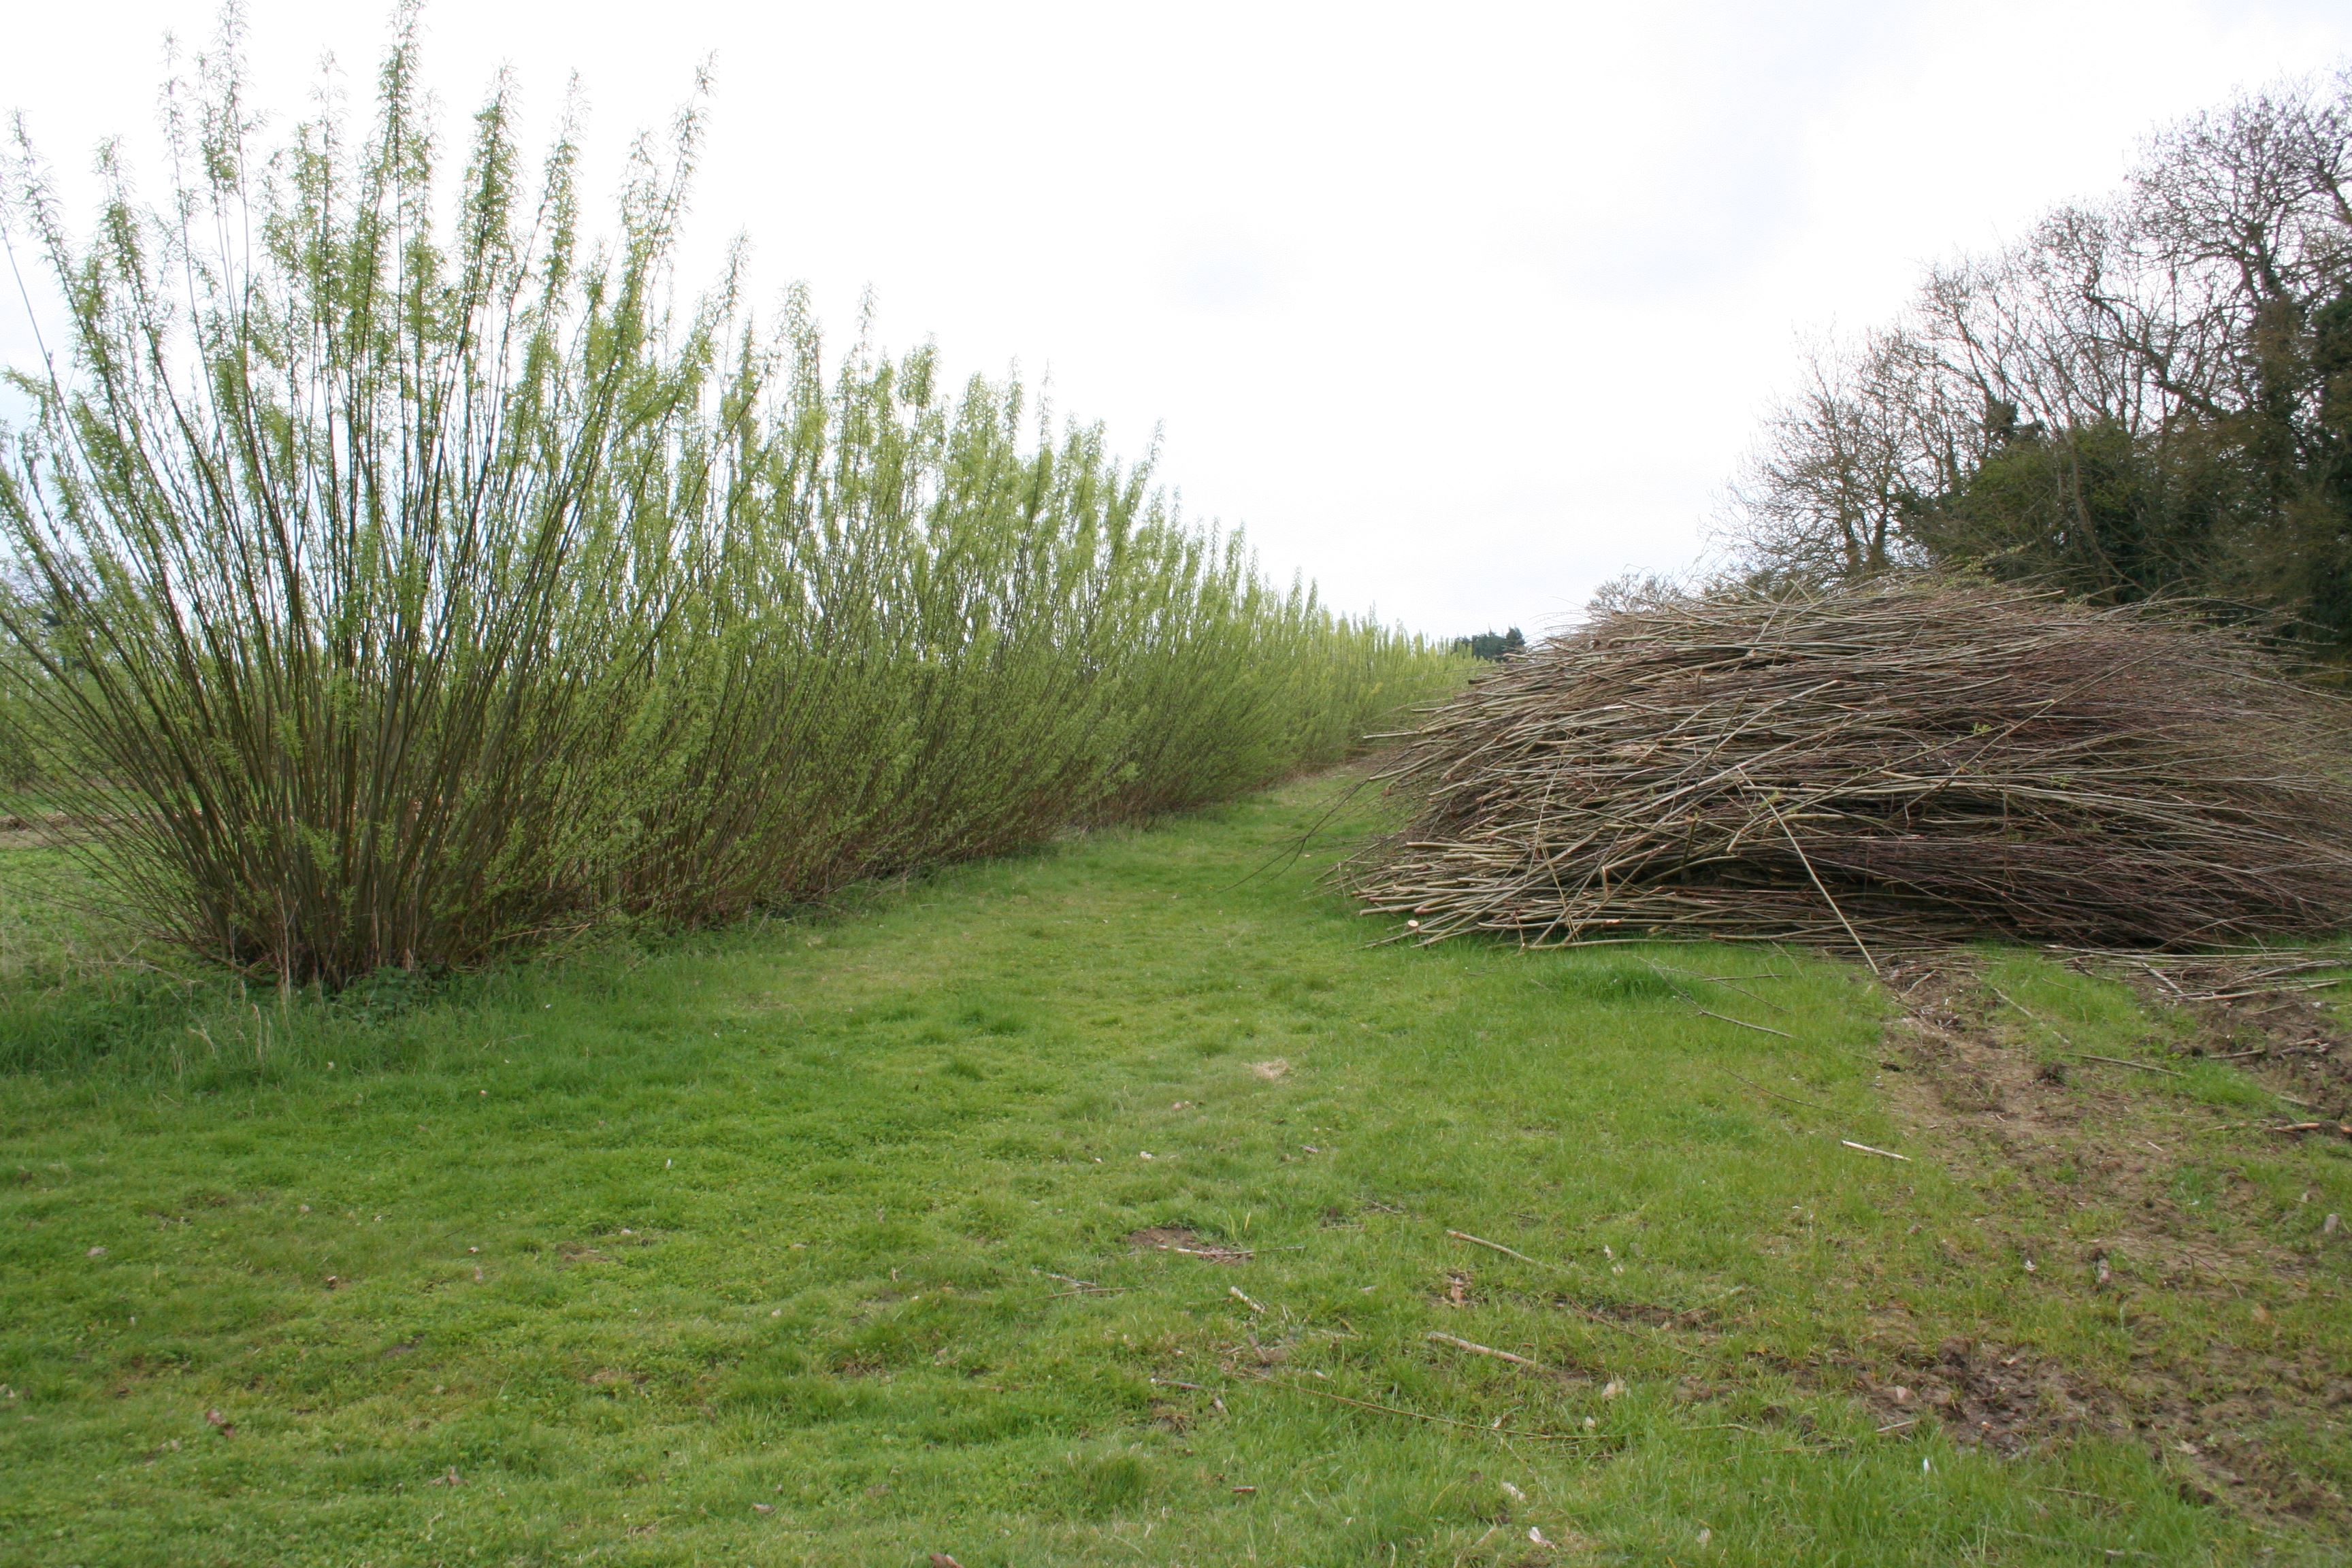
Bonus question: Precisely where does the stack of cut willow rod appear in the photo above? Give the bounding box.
[1349,578,2352,953]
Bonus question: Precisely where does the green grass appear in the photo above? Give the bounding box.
[2,777,2349,1565]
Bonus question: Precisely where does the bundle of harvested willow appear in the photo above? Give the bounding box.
[1350,578,2352,954]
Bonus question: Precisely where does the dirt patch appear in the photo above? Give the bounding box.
[1551,1294,1723,1333]
[0,813,112,847]
[2102,960,2352,1123]
[1863,957,2352,1522]
[1127,1226,1252,1264]
[1881,958,2182,1213]
[1878,956,2314,1286]
[1854,1337,2106,1455]
[1847,1328,2352,1521]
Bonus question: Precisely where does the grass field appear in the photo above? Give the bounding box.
[2,777,2349,1566]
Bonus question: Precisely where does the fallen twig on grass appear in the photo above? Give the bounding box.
[2089,952,2349,1005]
[1036,1270,1119,1295]
[1693,1008,1795,1039]
[2197,981,2343,1000]
[2272,1122,2352,1139]
[1130,1230,1253,1263]
[1989,987,2076,1049]
[2078,1054,2183,1077]
[1841,1139,1910,1162]
[1724,1071,1836,1115]
[1229,1286,1266,1313]
[1646,961,1791,1013]
[1426,1331,1559,1375]
[1446,1229,1565,1270]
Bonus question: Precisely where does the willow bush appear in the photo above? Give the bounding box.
[0,20,1452,985]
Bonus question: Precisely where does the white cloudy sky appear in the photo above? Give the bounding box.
[6,1,2351,636]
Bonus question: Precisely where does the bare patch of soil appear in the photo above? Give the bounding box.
[0,813,110,847]
[1126,1226,1252,1264]
[1561,1293,1729,1333]
[1864,957,2352,1522]
[2105,961,2352,1123]
[1880,958,2200,1234]
[1852,1337,2106,1455]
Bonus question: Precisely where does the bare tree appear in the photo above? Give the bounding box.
[1726,65,2352,625]
[2131,76,2352,491]
[1722,330,1942,582]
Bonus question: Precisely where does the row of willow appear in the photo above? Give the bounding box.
[0,34,1454,985]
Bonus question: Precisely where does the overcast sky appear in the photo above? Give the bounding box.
[6,1,2351,637]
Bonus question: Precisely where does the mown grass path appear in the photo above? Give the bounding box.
[1,779,2347,1565]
